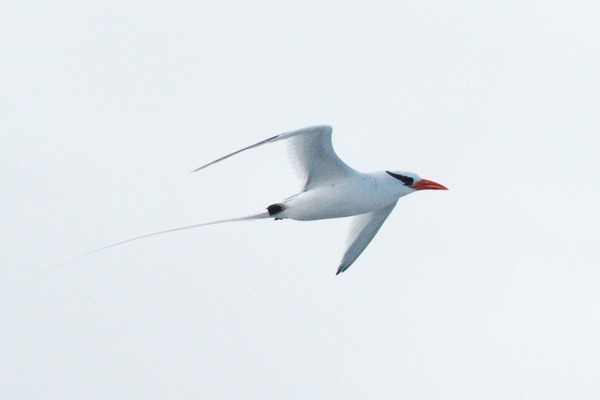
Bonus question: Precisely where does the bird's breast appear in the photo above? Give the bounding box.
[279,173,402,221]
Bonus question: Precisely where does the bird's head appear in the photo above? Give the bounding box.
[386,171,448,191]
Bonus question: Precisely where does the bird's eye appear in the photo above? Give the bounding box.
[386,171,414,186]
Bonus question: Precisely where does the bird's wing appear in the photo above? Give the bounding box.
[283,126,356,189]
[193,125,356,189]
[337,200,398,275]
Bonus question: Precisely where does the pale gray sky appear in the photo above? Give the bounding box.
[2,1,599,399]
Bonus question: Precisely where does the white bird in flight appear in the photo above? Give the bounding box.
[42,125,447,277]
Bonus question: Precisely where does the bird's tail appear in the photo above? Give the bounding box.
[35,211,271,280]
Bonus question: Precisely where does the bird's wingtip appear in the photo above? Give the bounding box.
[191,165,207,173]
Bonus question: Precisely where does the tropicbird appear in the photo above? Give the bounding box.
[42,125,447,277]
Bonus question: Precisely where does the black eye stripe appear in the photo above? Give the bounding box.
[386,171,414,186]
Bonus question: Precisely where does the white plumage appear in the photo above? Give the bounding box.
[43,125,447,278]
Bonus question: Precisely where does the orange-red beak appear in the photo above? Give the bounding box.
[411,179,448,191]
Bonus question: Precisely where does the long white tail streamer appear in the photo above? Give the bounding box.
[35,212,270,280]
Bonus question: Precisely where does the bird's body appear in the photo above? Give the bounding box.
[274,171,409,221]
[41,125,447,278]
[192,125,447,274]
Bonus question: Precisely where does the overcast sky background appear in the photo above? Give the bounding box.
[2,2,599,399]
